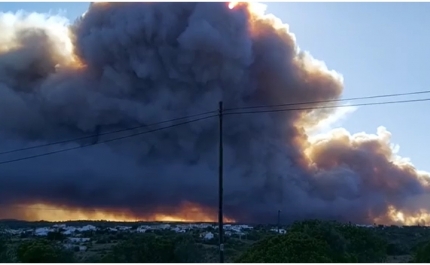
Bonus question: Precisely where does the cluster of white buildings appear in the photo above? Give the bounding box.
[2,222,398,239]
[0,222,257,252]
[2,221,399,253]
[1,222,257,239]
[135,223,256,238]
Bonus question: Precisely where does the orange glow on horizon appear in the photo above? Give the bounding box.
[4,202,235,223]
[373,205,429,226]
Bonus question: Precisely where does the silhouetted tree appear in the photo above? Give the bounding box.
[236,220,387,263]
[0,235,13,262]
[236,232,332,263]
[100,234,204,263]
[16,239,74,263]
[412,240,430,262]
[46,231,66,241]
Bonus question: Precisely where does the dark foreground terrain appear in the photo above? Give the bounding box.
[1,219,430,262]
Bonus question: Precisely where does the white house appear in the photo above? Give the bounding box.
[201,232,214,240]
[136,226,147,233]
[171,227,186,233]
[78,225,97,232]
[68,237,91,243]
[270,228,287,234]
[34,227,53,236]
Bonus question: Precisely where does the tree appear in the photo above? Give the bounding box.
[100,234,204,263]
[337,223,387,262]
[46,231,66,241]
[102,234,174,262]
[172,235,204,263]
[288,220,350,262]
[236,220,387,263]
[289,220,387,262]
[411,240,430,262]
[16,239,75,263]
[0,235,13,262]
[236,232,332,263]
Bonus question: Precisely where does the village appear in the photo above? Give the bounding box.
[1,222,271,252]
[0,220,409,255]
[0,220,423,263]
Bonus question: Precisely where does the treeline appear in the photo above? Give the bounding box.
[2,220,430,262]
[0,233,209,263]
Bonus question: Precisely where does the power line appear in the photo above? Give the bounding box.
[0,110,217,156]
[0,115,217,166]
[1,94,430,165]
[224,97,430,116]
[2,90,429,156]
[224,89,430,111]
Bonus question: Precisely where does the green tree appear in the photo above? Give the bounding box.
[338,223,387,262]
[16,239,75,263]
[290,220,387,262]
[0,235,13,262]
[411,240,430,262]
[236,232,333,263]
[101,234,204,263]
[46,231,66,241]
[288,220,350,262]
[101,234,174,262]
[236,220,387,263]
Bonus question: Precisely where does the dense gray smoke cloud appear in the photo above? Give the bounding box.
[0,2,429,225]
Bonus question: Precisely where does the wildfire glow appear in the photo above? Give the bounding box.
[227,1,268,18]
[3,202,235,223]
[376,205,430,226]
[228,2,239,9]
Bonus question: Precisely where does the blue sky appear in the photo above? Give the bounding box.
[2,2,430,171]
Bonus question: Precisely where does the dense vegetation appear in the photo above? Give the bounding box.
[2,220,430,263]
[0,234,14,262]
[236,220,387,262]
[98,234,205,263]
[16,239,75,263]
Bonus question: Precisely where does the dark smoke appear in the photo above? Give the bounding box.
[0,2,429,225]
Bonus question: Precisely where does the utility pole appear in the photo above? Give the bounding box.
[277,210,281,233]
[218,101,224,263]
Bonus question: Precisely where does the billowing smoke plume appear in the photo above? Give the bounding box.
[0,2,429,225]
